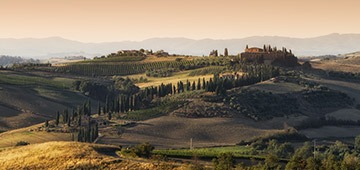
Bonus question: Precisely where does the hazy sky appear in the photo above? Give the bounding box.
[0,0,359,42]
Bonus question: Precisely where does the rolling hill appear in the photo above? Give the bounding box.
[1,33,360,58]
[0,70,94,132]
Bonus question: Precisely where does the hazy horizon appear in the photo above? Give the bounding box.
[1,0,359,42]
[0,32,357,43]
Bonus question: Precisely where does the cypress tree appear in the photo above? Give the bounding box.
[77,128,82,142]
[45,120,49,127]
[63,109,68,124]
[105,95,109,113]
[180,81,184,92]
[67,117,71,126]
[85,125,90,142]
[192,81,196,90]
[120,96,124,113]
[197,78,201,90]
[115,97,119,112]
[72,108,75,121]
[77,115,81,127]
[177,82,181,93]
[55,111,60,126]
[87,99,91,116]
[202,78,206,89]
[224,48,228,56]
[81,104,86,116]
[187,80,190,91]
[77,106,81,117]
[97,101,101,115]
[108,112,112,120]
[95,123,98,138]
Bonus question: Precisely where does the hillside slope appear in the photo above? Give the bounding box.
[0,141,187,170]
[0,71,92,132]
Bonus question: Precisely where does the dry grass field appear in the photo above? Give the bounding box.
[311,61,360,73]
[300,126,360,139]
[138,55,198,63]
[0,141,119,169]
[125,70,216,89]
[0,141,189,170]
[0,123,73,148]
[248,80,305,94]
[97,115,284,149]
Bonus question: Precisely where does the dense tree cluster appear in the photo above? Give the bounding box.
[52,99,99,143]
[120,142,155,158]
[145,69,174,77]
[224,89,299,120]
[77,121,98,143]
[212,152,235,170]
[72,80,110,100]
[205,65,280,96]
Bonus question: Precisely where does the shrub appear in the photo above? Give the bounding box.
[15,141,29,146]
[121,142,155,158]
[212,152,235,170]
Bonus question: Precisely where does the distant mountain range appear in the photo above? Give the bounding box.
[0,33,360,59]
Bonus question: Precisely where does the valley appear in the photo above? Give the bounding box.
[0,48,360,169]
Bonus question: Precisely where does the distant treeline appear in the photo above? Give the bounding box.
[0,55,40,67]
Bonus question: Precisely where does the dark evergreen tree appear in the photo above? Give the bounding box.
[197,78,201,90]
[71,108,76,121]
[105,95,109,113]
[67,116,71,126]
[180,81,184,92]
[202,78,206,89]
[224,48,229,57]
[108,112,112,120]
[186,80,190,91]
[87,99,91,116]
[97,101,101,115]
[192,81,196,90]
[45,120,49,127]
[77,115,81,127]
[55,111,60,126]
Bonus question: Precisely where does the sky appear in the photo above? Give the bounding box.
[0,0,359,42]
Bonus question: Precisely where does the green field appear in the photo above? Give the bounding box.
[152,146,277,160]
[0,71,74,88]
[123,101,184,121]
[188,66,226,76]
[81,56,145,63]
[127,68,217,88]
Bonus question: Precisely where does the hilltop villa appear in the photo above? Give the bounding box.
[239,45,298,67]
